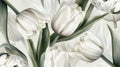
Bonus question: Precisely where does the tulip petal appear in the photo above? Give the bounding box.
[52,4,71,34]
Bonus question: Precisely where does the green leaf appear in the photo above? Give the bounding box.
[50,33,60,46]
[57,13,108,42]
[37,23,50,66]
[0,43,27,62]
[36,30,43,61]
[27,39,38,67]
[108,26,120,67]
[78,4,94,28]
[0,0,9,43]
[40,53,45,67]
[76,0,89,10]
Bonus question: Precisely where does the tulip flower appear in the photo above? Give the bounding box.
[44,31,103,67]
[16,8,49,39]
[51,2,84,36]
[90,0,118,12]
[0,53,28,67]
[77,31,103,62]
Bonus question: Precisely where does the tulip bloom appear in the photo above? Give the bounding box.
[51,2,84,36]
[17,8,49,39]
[90,0,118,12]
[0,53,28,67]
[44,31,103,67]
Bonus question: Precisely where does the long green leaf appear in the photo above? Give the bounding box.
[27,39,38,67]
[0,43,27,62]
[108,26,120,67]
[37,23,50,67]
[0,0,9,43]
[40,53,45,67]
[36,30,43,62]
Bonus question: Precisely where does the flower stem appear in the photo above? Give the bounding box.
[50,35,60,46]
[101,55,116,67]
[27,39,38,67]
[3,0,20,14]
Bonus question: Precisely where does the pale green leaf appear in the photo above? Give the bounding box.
[40,53,45,67]
[37,23,50,66]
[36,30,43,61]
[108,26,120,67]
[0,0,9,43]
[27,39,38,67]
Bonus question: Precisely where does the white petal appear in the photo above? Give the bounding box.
[52,4,71,34]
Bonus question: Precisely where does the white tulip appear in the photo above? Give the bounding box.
[77,31,103,62]
[52,2,84,36]
[17,8,49,39]
[90,0,118,12]
[44,31,103,67]
[0,53,28,67]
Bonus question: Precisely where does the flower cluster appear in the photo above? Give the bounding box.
[0,0,120,67]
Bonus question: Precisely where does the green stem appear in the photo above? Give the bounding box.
[101,55,116,67]
[3,0,20,14]
[76,0,89,10]
[36,30,43,64]
[50,35,60,46]
[27,39,38,67]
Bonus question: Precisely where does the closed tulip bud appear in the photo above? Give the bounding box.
[51,2,84,36]
[0,53,28,67]
[77,31,103,62]
[90,0,118,12]
[17,8,49,39]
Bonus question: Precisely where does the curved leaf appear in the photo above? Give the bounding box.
[108,26,120,67]
[0,0,9,43]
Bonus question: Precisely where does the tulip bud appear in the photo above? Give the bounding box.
[51,2,84,36]
[90,0,118,12]
[0,53,28,67]
[17,8,49,39]
[76,31,103,62]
